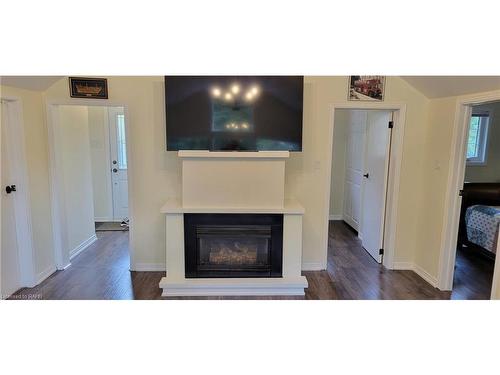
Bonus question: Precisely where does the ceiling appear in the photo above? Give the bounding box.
[401,76,500,99]
[0,76,62,91]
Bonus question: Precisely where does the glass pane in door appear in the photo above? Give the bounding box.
[116,114,127,169]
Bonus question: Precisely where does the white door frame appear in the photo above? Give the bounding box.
[1,96,36,291]
[45,100,134,270]
[326,102,407,270]
[437,90,500,294]
[491,229,500,299]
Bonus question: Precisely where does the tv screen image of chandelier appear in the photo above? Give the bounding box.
[165,76,303,151]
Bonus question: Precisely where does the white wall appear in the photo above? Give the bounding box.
[57,105,96,258]
[464,101,500,183]
[6,76,432,274]
[88,106,113,221]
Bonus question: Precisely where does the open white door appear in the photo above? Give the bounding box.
[108,107,129,221]
[1,101,22,297]
[343,111,367,231]
[361,111,392,263]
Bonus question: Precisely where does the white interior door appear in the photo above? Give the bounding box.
[1,101,22,297]
[361,111,392,263]
[343,111,367,232]
[108,107,129,221]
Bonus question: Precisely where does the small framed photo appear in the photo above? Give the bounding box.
[69,77,108,99]
[348,76,385,101]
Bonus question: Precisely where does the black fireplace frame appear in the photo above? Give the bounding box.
[184,213,283,278]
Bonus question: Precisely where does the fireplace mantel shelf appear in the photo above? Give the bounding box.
[177,150,290,159]
[161,198,305,215]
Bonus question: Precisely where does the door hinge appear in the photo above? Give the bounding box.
[388,121,394,129]
[379,248,384,255]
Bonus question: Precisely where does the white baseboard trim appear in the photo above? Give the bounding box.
[94,216,113,222]
[302,262,326,271]
[391,262,438,287]
[36,265,57,285]
[392,262,414,270]
[131,263,166,272]
[413,263,438,288]
[69,234,98,260]
[329,214,343,221]
[160,276,308,297]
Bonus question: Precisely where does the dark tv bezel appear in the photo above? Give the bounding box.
[164,76,304,152]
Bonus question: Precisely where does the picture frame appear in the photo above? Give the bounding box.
[69,77,108,99]
[348,76,386,101]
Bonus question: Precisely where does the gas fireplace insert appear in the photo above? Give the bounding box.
[184,214,283,278]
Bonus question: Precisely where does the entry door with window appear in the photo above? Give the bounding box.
[108,108,129,220]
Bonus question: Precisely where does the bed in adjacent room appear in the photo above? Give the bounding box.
[458,183,500,258]
[465,205,500,254]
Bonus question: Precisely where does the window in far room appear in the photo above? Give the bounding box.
[466,113,490,165]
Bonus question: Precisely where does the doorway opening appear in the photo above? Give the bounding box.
[448,101,499,299]
[329,109,393,264]
[91,106,129,232]
[438,92,500,298]
[47,104,130,270]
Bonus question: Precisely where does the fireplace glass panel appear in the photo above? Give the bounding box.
[199,237,269,268]
[185,214,283,278]
[197,225,271,272]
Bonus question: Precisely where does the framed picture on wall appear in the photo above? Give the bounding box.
[69,77,108,99]
[348,76,386,101]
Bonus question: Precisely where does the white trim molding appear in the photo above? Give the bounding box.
[36,266,57,285]
[329,214,343,221]
[160,277,307,297]
[94,216,115,222]
[301,262,326,271]
[392,262,438,288]
[413,264,438,288]
[437,90,500,291]
[69,234,98,260]
[392,262,414,270]
[491,230,500,299]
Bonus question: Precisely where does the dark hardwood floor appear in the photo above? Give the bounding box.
[451,245,494,299]
[10,220,492,300]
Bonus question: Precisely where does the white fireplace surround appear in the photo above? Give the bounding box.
[159,151,308,297]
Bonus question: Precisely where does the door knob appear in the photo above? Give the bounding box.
[5,185,16,194]
[112,168,118,173]
[363,173,369,178]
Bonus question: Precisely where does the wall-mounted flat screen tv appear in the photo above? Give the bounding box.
[165,76,303,151]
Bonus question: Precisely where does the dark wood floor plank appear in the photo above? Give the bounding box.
[10,221,493,300]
